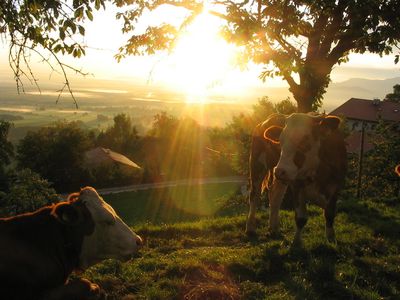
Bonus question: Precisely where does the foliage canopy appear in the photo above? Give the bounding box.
[0,169,59,217]
[116,0,400,111]
[2,1,400,110]
[0,121,13,169]
[384,84,400,103]
[0,0,106,106]
[16,121,94,191]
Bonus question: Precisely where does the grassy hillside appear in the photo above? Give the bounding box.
[104,183,242,226]
[82,193,400,299]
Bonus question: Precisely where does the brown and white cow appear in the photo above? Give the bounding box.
[0,186,143,300]
[246,113,347,245]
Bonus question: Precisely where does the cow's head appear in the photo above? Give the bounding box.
[53,187,143,270]
[264,113,341,182]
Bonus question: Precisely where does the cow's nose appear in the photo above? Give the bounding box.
[274,168,288,182]
[135,235,143,247]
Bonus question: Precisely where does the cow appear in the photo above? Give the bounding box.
[246,113,347,245]
[0,186,143,300]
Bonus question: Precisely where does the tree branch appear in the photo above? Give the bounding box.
[258,34,299,92]
[148,0,202,11]
[319,0,347,57]
[306,13,328,62]
[273,34,303,65]
[10,40,91,109]
[328,34,355,66]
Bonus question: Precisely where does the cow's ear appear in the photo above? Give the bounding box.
[52,203,82,226]
[264,126,283,144]
[319,116,341,131]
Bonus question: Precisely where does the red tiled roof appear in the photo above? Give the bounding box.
[330,98,400,122]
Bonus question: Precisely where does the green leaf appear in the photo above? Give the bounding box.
[74,7,83,19]
[73,48,80,58]
[53,44,62,53]
[70,22,77,34]
[78,25,85,36]
[95,0,101,10]
[59,28,65,40]
[86,10,93,21]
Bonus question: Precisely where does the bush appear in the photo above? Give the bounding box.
[16,121,94,192]
[0,169,60,217]
[364,121,399,197]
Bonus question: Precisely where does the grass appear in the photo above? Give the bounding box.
[83,191,400,300]
[103,183,242,226]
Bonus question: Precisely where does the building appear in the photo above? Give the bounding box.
[330,98,400,152]
[84,147,141,177]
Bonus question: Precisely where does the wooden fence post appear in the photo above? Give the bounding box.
[356,121,365,199]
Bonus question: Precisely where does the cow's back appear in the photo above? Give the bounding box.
[0,209,73,299]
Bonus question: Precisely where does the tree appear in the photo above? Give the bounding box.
[0,169,59,217]
[96,113,140,155]
[0,121,14,167]
[384,84,400,103]
[148,113,206,179]
[0,121,14,190]
[16,121,93,191]
[1,0,106,106]
[148,112,179,139]
[274,97,297,115]
[361,121,400,197]
[228,97,296,174]
[117,0,400,112]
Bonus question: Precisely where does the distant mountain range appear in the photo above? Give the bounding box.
[249,76,400,112]
[323,76,400,111]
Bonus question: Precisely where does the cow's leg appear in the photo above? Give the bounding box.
[246,174,263,235]
[293,196,307,246]
[41,278,106,300]
[268,179,288,234]
[324,197,337,243]
[246,145,269,235]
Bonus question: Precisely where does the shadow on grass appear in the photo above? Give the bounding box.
[269,244,352,299]
[339,198,400,240]
[225,243,348,299]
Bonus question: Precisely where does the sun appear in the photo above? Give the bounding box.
[163,12,237,103]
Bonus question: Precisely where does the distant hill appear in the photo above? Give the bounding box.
[323,77,400,112]
[225,76,400,111]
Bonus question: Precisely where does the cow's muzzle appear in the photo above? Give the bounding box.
[121,235,144,261]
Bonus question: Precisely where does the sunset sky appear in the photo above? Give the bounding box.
[1,4,399,103]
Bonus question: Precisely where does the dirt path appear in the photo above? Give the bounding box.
[62,176,247,198]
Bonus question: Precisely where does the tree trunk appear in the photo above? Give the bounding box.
[296,98,313,113]
[291,61,332,113]
[292,86,315,113]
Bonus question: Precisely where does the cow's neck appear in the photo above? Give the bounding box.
[56,221,87,276]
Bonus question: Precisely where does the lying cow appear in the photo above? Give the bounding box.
[0,186,143,300]
[246,113,347,245]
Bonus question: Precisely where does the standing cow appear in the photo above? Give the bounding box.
[0,186,143,300]
[246,113,347,245]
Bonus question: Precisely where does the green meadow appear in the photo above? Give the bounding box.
[82,187,400,300]
[103,183,243,226]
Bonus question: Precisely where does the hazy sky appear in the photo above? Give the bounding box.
[1,5,399,102]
